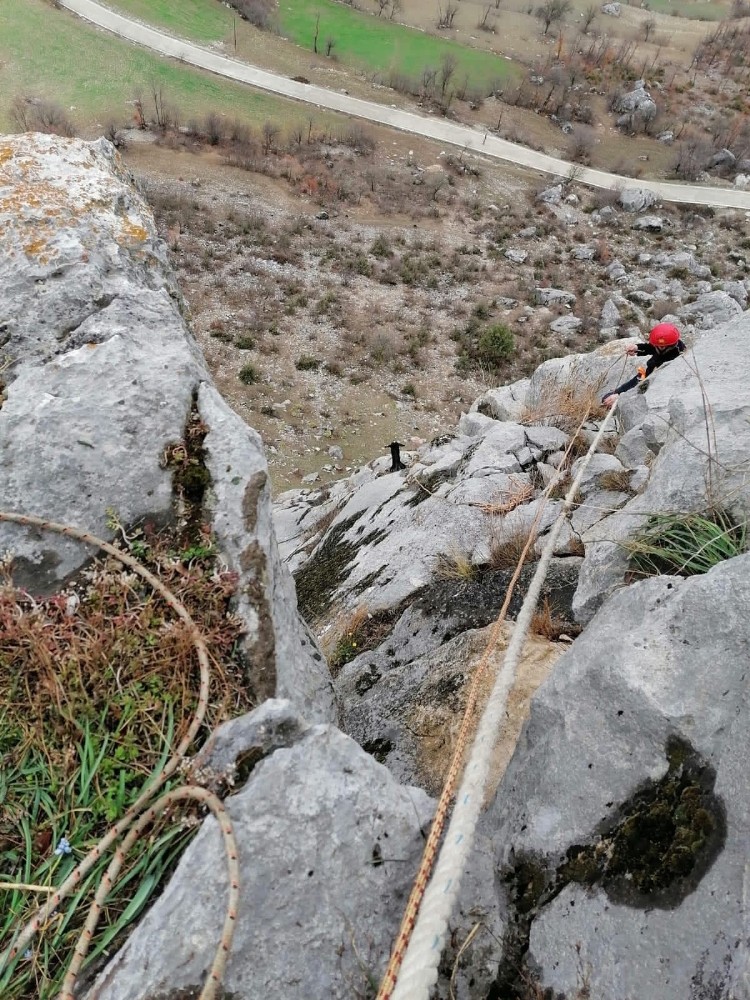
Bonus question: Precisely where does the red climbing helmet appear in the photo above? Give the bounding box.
[648,323,680,348]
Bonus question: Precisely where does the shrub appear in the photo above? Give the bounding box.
[295,355,321,371]
[235,335,256,350]
[477,324,515,364]
[238,363,260,384]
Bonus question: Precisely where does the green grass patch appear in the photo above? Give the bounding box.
[0,523,252,999]
[625,509,747,578]
[0,0,332,133]
[641,0,727,19]
[103,0,232,41]
[278,0,518,91]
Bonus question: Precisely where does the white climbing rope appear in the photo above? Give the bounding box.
[389,399,620,1000]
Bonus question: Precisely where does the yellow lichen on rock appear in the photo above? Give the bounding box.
[24,238,48,257]
[119,218,149,244]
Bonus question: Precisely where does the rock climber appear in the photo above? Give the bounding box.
[601,322,685,407]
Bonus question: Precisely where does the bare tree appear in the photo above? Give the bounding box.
[377,0,390,16]
[535,0,571,35]
[261,120,279,155]
[438,53,457,97]
[312,12,320,53]
[478,4,494,30]
[582,4,597,33]
[643,16,656,41]
[325,35,336,56]
[437,1,458,28]
[389,0,402,18]
[149,79,168,129]
[494,0,503,8]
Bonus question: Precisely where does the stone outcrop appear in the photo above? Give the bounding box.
[482,555,750,1000]
[0,133,334,722]
[86,702,435,1000]
[7,134,750,1000]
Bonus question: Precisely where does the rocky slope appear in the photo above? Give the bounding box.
[3,134,750,1000]
[0,132,333,722]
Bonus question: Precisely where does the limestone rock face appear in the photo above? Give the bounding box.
[574,315,750,622]
[86,711,435,1000]
[0,133,334,721]
[483,555,750,1000]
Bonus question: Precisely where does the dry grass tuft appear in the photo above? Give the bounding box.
[599,469,633,493]
[530,597,580,641]
[521,370,607,435]
[489,521,537,570]
[474,476,534,515]
[435,547,476,581]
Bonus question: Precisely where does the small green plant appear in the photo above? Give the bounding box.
[295,355,322,371]
[477,324,515,365]
[238,362,259,384]
[235,335,256,350]
[625,509,747,578]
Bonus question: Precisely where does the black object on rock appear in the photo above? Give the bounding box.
[389,442,405,472]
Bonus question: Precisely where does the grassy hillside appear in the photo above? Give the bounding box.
[0,0,334,133]
[100,0,520,94]
[278,0,518,90]
[97,0,232,41]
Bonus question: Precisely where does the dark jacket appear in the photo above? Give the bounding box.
[604,340,686,398]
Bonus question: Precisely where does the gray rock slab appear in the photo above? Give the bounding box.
[549,314,582,336]
[679,289,743,330]
[473,378,530,421]
[200,386,336,722]
[462,422,527,476]
[619,187,657,212]
[616,426,654,469]
[574,316,750,622]
[483,556,750,1000]
[524,424,570,453]
[86,723,435,1000]
[570,452,626,495]
[534,287,576,307]
[0,133,330,720]
[0,290,204,589]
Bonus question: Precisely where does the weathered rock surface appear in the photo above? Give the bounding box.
[619,187,657,212]
[0,133,334,721]
[574,315,750,622]
[87,710,435,1000]
[482,555,750,1000]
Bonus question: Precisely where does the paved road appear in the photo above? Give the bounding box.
[61,0,750,210]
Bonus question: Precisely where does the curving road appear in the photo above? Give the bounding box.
[60,0,750,210]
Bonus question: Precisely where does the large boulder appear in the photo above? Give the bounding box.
[0,133,334,721]
[678,289,743,330]
[85,705,435,1000]
[619,187,657,212]
[481,553,750,1000]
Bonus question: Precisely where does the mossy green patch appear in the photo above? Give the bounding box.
[491,736,726,999]
[294,511,375,622]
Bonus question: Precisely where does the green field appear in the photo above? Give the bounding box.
[104,0,519,93]
[278,0,518,90]
[0,0,334,133]
[103,0,232,41]
[643,0,727,18]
